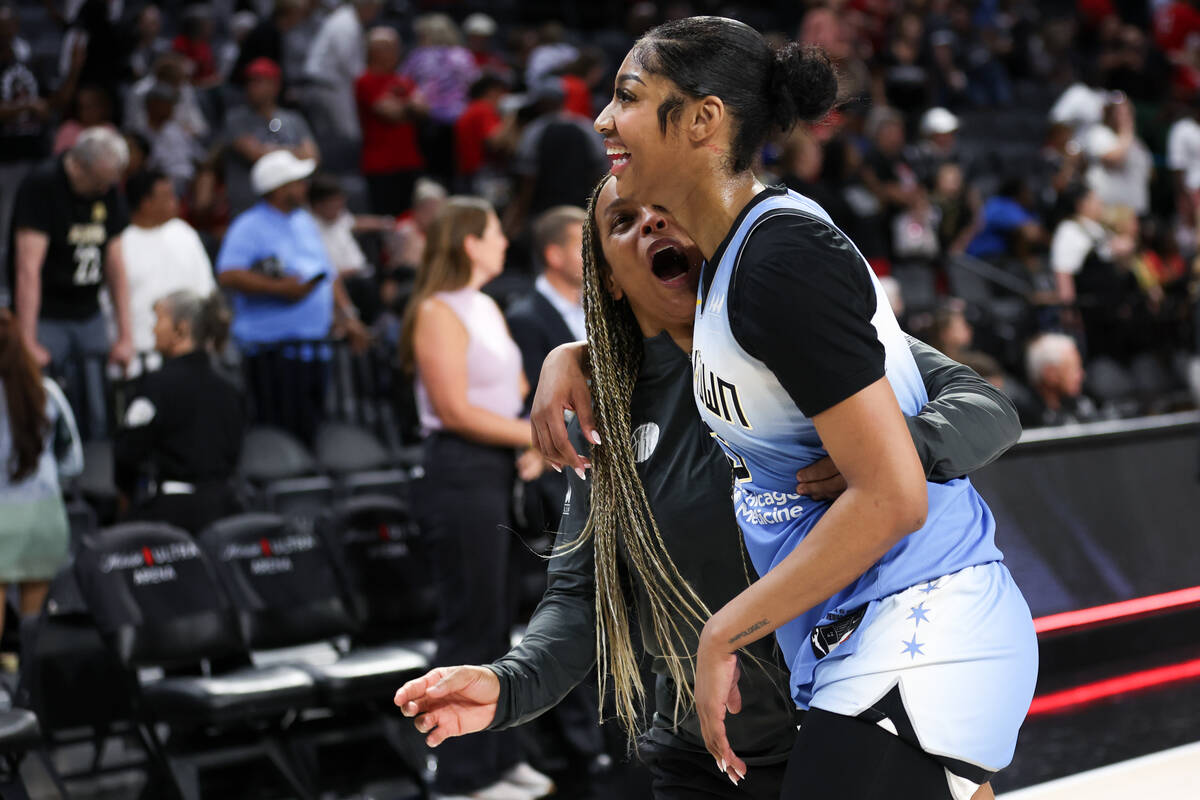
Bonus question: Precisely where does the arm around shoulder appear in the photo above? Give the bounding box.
[906,338,1020,481]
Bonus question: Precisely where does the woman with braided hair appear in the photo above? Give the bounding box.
[577,16,1033,800]
[395,175,1023,800]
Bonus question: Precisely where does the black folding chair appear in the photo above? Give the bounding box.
[198,512,430,796]
[313,422,411,499]
[75,522,319,800]
[0,706,40,800]
[16,563,136,796]
[238,426,337,518]
[325,495,438,652]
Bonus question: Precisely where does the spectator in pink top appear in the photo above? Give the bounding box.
[398,196,550,800]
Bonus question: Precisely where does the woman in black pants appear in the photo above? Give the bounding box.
[399,197,550,800]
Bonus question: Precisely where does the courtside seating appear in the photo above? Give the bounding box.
[198,512,430,795]
[324,495,438,651]
[313,422,411,498]
[75,522,319,800]
[238,426,336,518]
[16,564,134,793]
[197,513,428,705]
[0,706,41,797]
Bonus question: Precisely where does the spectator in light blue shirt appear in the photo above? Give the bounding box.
[216,150,364,441]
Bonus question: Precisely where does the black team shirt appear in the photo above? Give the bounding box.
[7,157,128,321]
[488,333,1021,761]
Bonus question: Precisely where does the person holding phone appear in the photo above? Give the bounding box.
[216,150,367,441]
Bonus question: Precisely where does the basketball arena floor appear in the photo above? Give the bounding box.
[20,663,1200,799]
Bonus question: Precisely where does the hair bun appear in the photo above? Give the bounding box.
[769,43,838,128]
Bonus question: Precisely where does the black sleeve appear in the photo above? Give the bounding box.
[10,171,52,235]
[905,337,1022,481]
[488,423,598,730]
[113,375,162,496]
[729,213,885,417]
[504,306,548,405]
[106,192,130,239]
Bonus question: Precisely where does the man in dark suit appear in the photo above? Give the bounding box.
[505,205,587,404]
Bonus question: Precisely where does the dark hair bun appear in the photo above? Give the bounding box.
[769,43,838,128]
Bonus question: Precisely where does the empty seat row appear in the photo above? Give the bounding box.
[70,422,421,526]
[23,494,435,799]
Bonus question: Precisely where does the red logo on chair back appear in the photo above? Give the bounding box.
[260,538,272,556]
[378,524,390,541]
[142,547,155,566]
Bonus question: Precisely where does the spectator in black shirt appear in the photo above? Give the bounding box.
[115,289,244,534]
[504,82,608,236]
[9,127,133,437]
[231,0,309,87]
[506,206,587,402]
[1023,332,1101,428]
[0,4,86,275]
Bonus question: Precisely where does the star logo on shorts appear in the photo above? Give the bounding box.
[907,602,931,627]
[901,634,925,659]
[919,580,940,594]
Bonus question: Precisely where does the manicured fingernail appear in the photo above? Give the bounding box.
[734,768,745,780]
[550,463,562,473]
[590,431,602,445]
[575,467,587,480]
[719,759,727,773]
[714,759,723,774]
[728,773,739,786]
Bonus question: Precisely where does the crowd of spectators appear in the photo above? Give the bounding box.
[2,0,1198,444]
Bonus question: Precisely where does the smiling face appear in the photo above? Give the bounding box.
[592,177,702,339]
[594,52,694,208]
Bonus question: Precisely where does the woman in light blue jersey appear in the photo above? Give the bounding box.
[558,15,1038,800]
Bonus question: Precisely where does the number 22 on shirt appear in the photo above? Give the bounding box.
[72,244,102,286]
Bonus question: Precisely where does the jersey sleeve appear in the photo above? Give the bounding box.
[905,337,1021,481]
[488,422,598,730]
[728,213,885,417]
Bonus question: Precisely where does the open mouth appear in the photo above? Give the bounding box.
[606,143,631,173]
[650,244,691,282]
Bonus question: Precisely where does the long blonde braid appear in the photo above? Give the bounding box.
[568,176,715,737]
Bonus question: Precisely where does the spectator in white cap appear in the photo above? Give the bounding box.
[214,150,365,441]
[906,106,963,185]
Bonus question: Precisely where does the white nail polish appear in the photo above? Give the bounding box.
[719,759,727,774]
[590,430,602,445]
[734,768,746,781]
[728,774,738,786]
[550,463,562,473]
[575,467,587,480]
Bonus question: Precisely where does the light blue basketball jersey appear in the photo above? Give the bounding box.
[691,189,1003,706]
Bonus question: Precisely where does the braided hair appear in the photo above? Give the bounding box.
[571,175,714,737]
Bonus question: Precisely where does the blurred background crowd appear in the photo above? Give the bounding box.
[2,0,1200,797]
[2,0,1199,441]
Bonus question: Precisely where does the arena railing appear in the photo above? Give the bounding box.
[56,337,420,449]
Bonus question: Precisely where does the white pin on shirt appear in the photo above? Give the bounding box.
[123,397,157,428]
